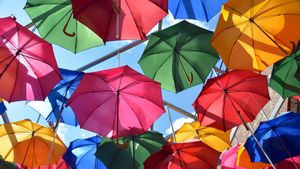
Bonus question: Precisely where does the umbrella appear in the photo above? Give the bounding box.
[0,119,66,168]
[24,0,103,53]
[71,0,168,42]
[28,68,84,127]
[0,16,61,102]
[144,141,220,169]
[294,96,300,100]
[220,144,269,169]
[211,0,300,71]
[0,156,17,169]
[168,121,230,152]
[139,21,219,93]
[63,136,106,169]
[265,155,300,169]
[18,157,69,169]
[193,70,269,131]
[68,65,165,140]
[0,98,7,114]
[96,131,165,169]
[245,112,300,165]
[169,0,227,22]
[269,41,300,98]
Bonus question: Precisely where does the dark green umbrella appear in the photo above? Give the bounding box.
[139,20,219,93]
[95,131,165,169]
[0,156,17,169]
[269,41,300,98]
[24,0,103,53]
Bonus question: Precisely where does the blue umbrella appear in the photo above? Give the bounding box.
[63,136,106,169]
[245,112,300,165]
[28,68,84,126]
[169,0,227,22]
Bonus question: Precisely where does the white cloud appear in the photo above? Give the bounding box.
[165,117,194,135]
[57,123,68,144]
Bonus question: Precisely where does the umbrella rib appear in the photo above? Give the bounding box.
[106,146,123,169]
[253,0,299,18]
[75,18,79,53]
[87,73,117,91]
[222,94,227,131]
[152,53,173,80]
[3,134,32,160]
[227,76,265,90]
[8,58,20,102]
[119,80,154,91]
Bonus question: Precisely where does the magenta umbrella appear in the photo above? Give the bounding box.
[0,16,61,102]
[68,66,165,141]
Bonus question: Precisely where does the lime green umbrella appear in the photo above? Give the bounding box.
[95,131,165,169]
[269,41,300,98]
[24,0,103,53]
[0,156,17,169]
[139,20,219,93]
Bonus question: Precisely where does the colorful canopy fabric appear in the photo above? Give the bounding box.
[63,136,106,169]
[71,0,168,42]
[28,68,83,126]
[24,0,103,53]
[18,157,69,169]
[245,112,300,164]
[169,0,227,21]
[265,155,300,169]
[0,16,61,102]
[193,70,270,131]
[0,119,66,168]
[144,141,220,169]
[168,121,230,152]
[96,131,165,169]
[269,41,300,98]
[237,146,270,169]
[139,21,219,93]
[211,0,300,71]
[0,98,7,114]
[68,65,165,138]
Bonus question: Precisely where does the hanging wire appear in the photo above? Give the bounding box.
[166,105,176,143]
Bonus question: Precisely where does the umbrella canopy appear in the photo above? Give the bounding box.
[0,16,61,102]
[269,41,300,98]
[220,144,269,169]
[168,121,230,152]
[96,131,165,169]
[0,119,66,168]
[0,98,7,115]
[245,112,300,164]
[68,65,165,139]
[139,21,219,93]
[71,0,168,42]
[211,0,300,71]
[294,96,300,100]
[63,136,106,169]
[18,157,69,169]
[28,68,83,126]
[169,0,227,22]
[193,70,269,131]
[0,156,17,169]
[265,155,300,169]
[144,141,220,169]
[24,0,103,53]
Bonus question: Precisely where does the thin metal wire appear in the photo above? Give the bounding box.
[166,105,176,143]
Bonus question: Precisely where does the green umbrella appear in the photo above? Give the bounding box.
[139,20,219,93]
[24,0,103,53]
[95,131,165,169]
[0,156,17,169]
[269,41,300,98]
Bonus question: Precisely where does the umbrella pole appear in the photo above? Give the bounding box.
[166,106,177,142]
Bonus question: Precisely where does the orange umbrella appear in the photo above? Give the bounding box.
[212,0,300,71]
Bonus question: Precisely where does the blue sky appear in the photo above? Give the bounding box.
[0,0,221,145]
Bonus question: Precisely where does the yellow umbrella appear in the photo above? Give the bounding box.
[212,0,300,71]
[237,146,271,169]
[168,121,230,152]
[0,119,66,168]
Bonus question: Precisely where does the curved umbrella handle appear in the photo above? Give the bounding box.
[186,72,193,84]
[63,13,75,37]
[116,139,129,149]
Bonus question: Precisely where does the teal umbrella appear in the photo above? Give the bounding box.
[139,21,219,93]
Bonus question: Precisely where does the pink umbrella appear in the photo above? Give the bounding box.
[0,16,61,102]
[220,144,244,169]
[265,156,300,169]
[68,66,165,140]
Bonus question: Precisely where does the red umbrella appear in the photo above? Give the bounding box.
[265,155,300,169]
[68,66,165,140]
[193,70,270,131]
[294,96,300,100]
[71,0,168,42]
[144,141,220,169]
[18,157,69,169]
[0,17,61,102]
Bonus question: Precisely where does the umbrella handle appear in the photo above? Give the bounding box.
[63,13,75,37]
[187,72,193,84]
[116,140,129,149]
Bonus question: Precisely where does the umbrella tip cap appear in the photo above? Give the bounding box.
[9,14,16,20]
